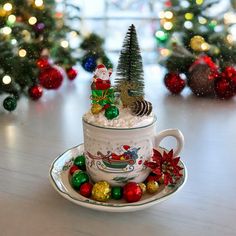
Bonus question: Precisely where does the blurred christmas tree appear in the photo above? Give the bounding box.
[80,33,113,73]
[156,0,236,99]
[0,0,79,111]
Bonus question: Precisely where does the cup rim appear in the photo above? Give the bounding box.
[82,115,157,131]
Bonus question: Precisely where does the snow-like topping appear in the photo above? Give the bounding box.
[83,107,155,128]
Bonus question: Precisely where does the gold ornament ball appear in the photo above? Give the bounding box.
[91,103,103,114]
[138,183,147,194]
[92,181,111,202]
[147,180,159,194]
[190,35,205,51]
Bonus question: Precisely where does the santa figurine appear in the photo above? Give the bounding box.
[91,64,112,90]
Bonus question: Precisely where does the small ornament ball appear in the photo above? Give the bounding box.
[111,186,123,200]
[91,103,103,114]
[79,182,93,198]
[38,67,63,89]
[164,73,185,94]
[222,66,236,93]
[3,96,17,111]
[92,181,111,202]
[74,155,86,171]
[190,35,205,51]
[28,85,43,100]
[69,165,80,175]
[214,77,234,99]
[188,62,217,97]
[138,183,147,194]
[66,67,78,80]
[71,171,89,189]
[105,105,119,120]
[147,180,159,194]
[123,182,142,203]
[82,56,97,72]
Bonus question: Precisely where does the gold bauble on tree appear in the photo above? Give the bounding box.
[190,35,206,51]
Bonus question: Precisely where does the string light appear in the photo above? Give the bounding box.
[227,34,234,44]
[163,22,173,30]
[160,48,171,57]
[28,17,37,25]
[201,42,210,51]
[196,0,204,5]
[3,3,13,11]
[35,0,44,7]
[185,13,194,20]
[198,16,207,24]
[180,1,190,8]
[155,30,168,43]
[70,31,78,38]
[158,11,165,19]
[19,49,27,57]
[22,30,31,42]
[7,15,16,24]
[224,12,236,24]
[60,40,69,48]
[2,75,12,85]
[184,21,193,29]
[1,26,12,35]
[164,11,173,19]
[11,39,17,45]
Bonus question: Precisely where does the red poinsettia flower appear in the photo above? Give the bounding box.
[144,149,183,186]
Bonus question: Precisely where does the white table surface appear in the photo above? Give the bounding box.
[0,65,236,236]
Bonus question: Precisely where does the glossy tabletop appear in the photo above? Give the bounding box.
[0,65,236,236]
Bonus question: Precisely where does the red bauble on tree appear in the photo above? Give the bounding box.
[66,67,78,80]
[28,84,43,100]
[38,66,63,89]
[164,72,186,94]
[36,57,50,70]
[123,182,142,203]
[221,66,236,94]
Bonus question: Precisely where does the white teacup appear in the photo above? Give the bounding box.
[83,117,184,186]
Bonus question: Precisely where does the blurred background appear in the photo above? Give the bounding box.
[0,0,236,112]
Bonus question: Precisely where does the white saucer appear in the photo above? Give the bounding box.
[49,144,187,212]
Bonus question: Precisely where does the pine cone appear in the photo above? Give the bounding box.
[130,100,152,116]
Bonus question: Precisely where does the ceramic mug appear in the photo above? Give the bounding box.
[83,117,184,186]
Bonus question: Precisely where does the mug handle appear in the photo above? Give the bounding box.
[154,129,184,156]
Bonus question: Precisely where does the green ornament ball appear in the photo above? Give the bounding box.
[111,186,123,200]
[3,96,17,111]
[71,171,89,189]
[105,106,119,120]
[74,155,86,170]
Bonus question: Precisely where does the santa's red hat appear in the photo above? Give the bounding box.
[96,64,106,70]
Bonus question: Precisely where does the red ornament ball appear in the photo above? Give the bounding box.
[36,58,50,70]
[214,77,234,99]
[66,67,78,80]
[123,182,142,203]
[38,67,63,89]
[69,165,80,175]
[79,182,93,198]
[28,85,43,100]
[164,72,186,94]
[222,66,236,93]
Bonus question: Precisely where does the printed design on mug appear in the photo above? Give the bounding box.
[86,145,142,173]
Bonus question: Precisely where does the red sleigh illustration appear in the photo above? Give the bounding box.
[86,145,140,169]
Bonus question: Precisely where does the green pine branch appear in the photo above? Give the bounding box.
[115,24,145,97]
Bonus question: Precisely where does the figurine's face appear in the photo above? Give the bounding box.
[95,68,109,80]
